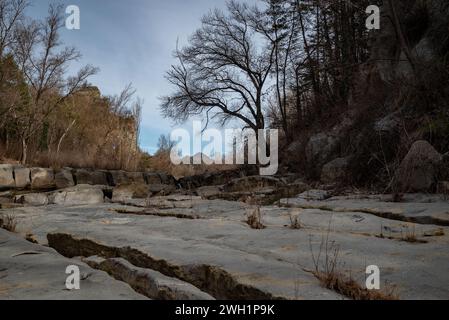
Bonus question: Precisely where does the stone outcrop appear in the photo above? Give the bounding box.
[30,168,56,190]
[0,164,178,196]
[15,193,49,206]
[14,166,31,189]
[0,165,15,190]
[73,169,109,186]
[84,256,214,300]
[112,184,149,202]
[0,229,146,300]
[55,169,75,189]
[52,185,105,206]
[394,141,442,192]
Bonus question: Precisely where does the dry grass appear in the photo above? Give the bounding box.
[25,233,38,244]
[313,270,398,300]
[0,214,17,233]
[246,206,266,230]
[401,225,427,244]
[289,213,302,229]
[308,221,399,300]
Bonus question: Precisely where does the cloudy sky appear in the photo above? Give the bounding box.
[26,0,230,154]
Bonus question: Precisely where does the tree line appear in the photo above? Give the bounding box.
[0,0,142,170]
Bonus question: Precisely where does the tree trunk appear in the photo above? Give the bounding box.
[21,138,27,165]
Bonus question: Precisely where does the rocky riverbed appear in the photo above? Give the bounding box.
[1,178,449,300]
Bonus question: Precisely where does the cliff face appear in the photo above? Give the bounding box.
[371,0,449,81]
[286,1,449,190]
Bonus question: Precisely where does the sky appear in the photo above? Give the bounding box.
[26,0,230,155]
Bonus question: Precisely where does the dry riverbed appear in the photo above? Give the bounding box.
[1,191,449,300]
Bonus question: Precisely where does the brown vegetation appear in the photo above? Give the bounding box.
[0,214,17,233]
[0,1,142,171]
[309,223,399,300]
[246,206,266,230]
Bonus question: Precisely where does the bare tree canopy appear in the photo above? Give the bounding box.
[161,0,275,131]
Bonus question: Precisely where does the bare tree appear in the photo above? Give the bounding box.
[12,4,98,163]
[161,0,275,132]
[0,0,28,57]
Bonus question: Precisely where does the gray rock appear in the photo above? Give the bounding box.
[91,171,109,186]
[321,157,350,183]
[84,256,214,300]
[144,173,161,184]
[110,170,130,186]
[394,141,442,192]
[15,193,49,206]
[30,168,55,190]
[52,185,104,206]
[296,189,331,201]
[74,169,94,185]
[0,164,15,190]
[0,229,146,300]
[14,167,30,189]
[111,184,152,202]
[196,186,222,198]
[55,169,75,189]
[148,184,176,195]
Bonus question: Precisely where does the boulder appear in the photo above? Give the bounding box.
[14,167,30,189]
[30,168,55,190]
[321,157,351,184]
[91,170,109,185]
[0,164,15,190]
[148,184,176,195]
[73,169,106,186]
[305,133,338,165]
[15,193,49,206]
[52,185,104,206]
[144,173,161,185]
[55,169,75,189]
[110,170,131,186]
[112,184,149,202]
[158,173,177,185]
[394,141,442,192]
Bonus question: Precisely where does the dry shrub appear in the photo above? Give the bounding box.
[26,233,38,244]
[246,206,265,230]
[309,223,399,300]
[289,212,302,229]
[0,214,17,232]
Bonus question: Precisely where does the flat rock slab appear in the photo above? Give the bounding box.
[84,256,214,300]
[0,229,147,300]
[2,196,449,300]
[281,194,449,226]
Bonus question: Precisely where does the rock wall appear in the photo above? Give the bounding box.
[0,165,177,191]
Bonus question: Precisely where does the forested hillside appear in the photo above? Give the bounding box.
[0,1,142,170]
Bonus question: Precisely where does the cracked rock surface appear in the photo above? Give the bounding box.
[2,193,449,300]
[0,229,147,300]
